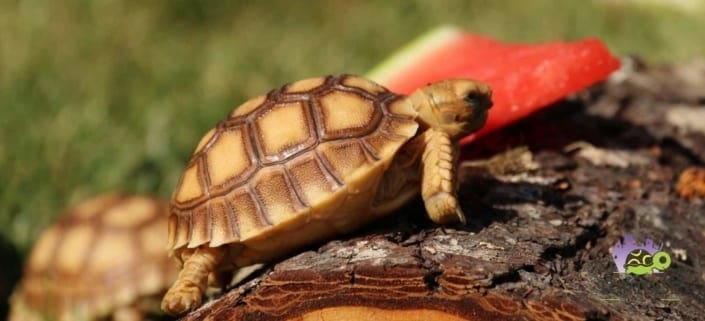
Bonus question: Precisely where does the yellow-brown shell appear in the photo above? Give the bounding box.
[9,194,178,321]
[168,75,419,253]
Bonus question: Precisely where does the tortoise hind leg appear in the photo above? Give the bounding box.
[206,269,235,297]
[161,246,225,316]
[420,129,466,224]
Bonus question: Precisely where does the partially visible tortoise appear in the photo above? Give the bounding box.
[9,194,179,321]
[161,74,493,315]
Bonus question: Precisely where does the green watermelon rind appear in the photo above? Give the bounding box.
[366,25,463,84]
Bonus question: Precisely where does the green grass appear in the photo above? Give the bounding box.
[1,0,704,255]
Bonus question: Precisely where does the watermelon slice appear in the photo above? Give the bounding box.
[366,26,621,145]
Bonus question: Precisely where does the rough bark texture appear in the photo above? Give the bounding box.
[181,59,705,321]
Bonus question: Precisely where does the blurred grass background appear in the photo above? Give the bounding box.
[1,0,704,257]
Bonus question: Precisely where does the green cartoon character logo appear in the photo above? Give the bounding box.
[612,233,673,276]
[623,248,672,275]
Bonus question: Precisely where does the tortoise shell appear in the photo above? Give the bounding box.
[9,194,178,321]
[624,249,653,267]
[168,75,419,263]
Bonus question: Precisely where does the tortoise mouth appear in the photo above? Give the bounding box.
[475,100,492,116]
[463,110,489,134]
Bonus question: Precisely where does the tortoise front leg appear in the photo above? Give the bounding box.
[420,129,466,224]
[161,246,225,316]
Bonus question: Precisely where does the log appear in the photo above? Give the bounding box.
[182,59,705,321]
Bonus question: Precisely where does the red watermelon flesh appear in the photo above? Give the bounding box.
[366,26,621,145]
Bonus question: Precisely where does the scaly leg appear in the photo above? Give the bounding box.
[161,246,225,316]
[420,129,466,224]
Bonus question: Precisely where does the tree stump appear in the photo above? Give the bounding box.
[182,59,705,321]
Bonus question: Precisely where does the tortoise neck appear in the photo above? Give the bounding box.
[407,89,435,131]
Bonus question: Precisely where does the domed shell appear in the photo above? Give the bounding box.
[9,194,178,321]
[168,75,419,251]
[624,249,653,267]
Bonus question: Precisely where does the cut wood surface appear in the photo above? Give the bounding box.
[181,60,705,321]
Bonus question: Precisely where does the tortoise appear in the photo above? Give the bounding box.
[624,248,672,275]
[161,74,492,315]
[9,194,179,321]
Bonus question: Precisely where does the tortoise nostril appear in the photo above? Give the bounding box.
[465,92,491,110]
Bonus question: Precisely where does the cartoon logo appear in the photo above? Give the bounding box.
[611,233,672,275]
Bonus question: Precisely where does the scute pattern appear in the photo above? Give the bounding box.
[174,164,204,204]
[284,76,327,94]
[287,152,342,205]
[208,198,239,246]
[55,223,94,274]
[318,140,374,181]
[317,91,380,140]
[228,191,270,240]
[11,194,177,321]
[169,75,419,250]
[254,101,317,163]
[205,127,254,187]
[253,167,306,224]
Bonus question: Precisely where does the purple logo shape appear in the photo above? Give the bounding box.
[611,233,663,273]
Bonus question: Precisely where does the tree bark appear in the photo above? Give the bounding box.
[182,59,705,321]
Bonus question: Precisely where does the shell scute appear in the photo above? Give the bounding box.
[174,164,205,204]
[27,226,60,271]
[287,152,342,206]
[363,130,409,160]
[228,190,270,240]
[208,198,239,247]
[380,116,419,139]
[55,223,94,275]
[252,167,306,225]
[385,96,417,119]
[187,205,211,248]
[317,90,381,140]
[317,140,375,183]
[341,76,387,96]
[283,76,327,94]
[254,101,317,163]
[168,210,191,250]
[205,126,256,188]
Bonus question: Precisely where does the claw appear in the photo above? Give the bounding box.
[161,284,202,316]
[161,247,225,316]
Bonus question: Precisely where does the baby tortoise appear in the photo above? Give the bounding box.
[162,75,492,315]
[9,194,178,321]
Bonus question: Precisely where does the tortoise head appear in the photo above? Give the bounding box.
[409,79,492,139]
[651,250,672,271]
